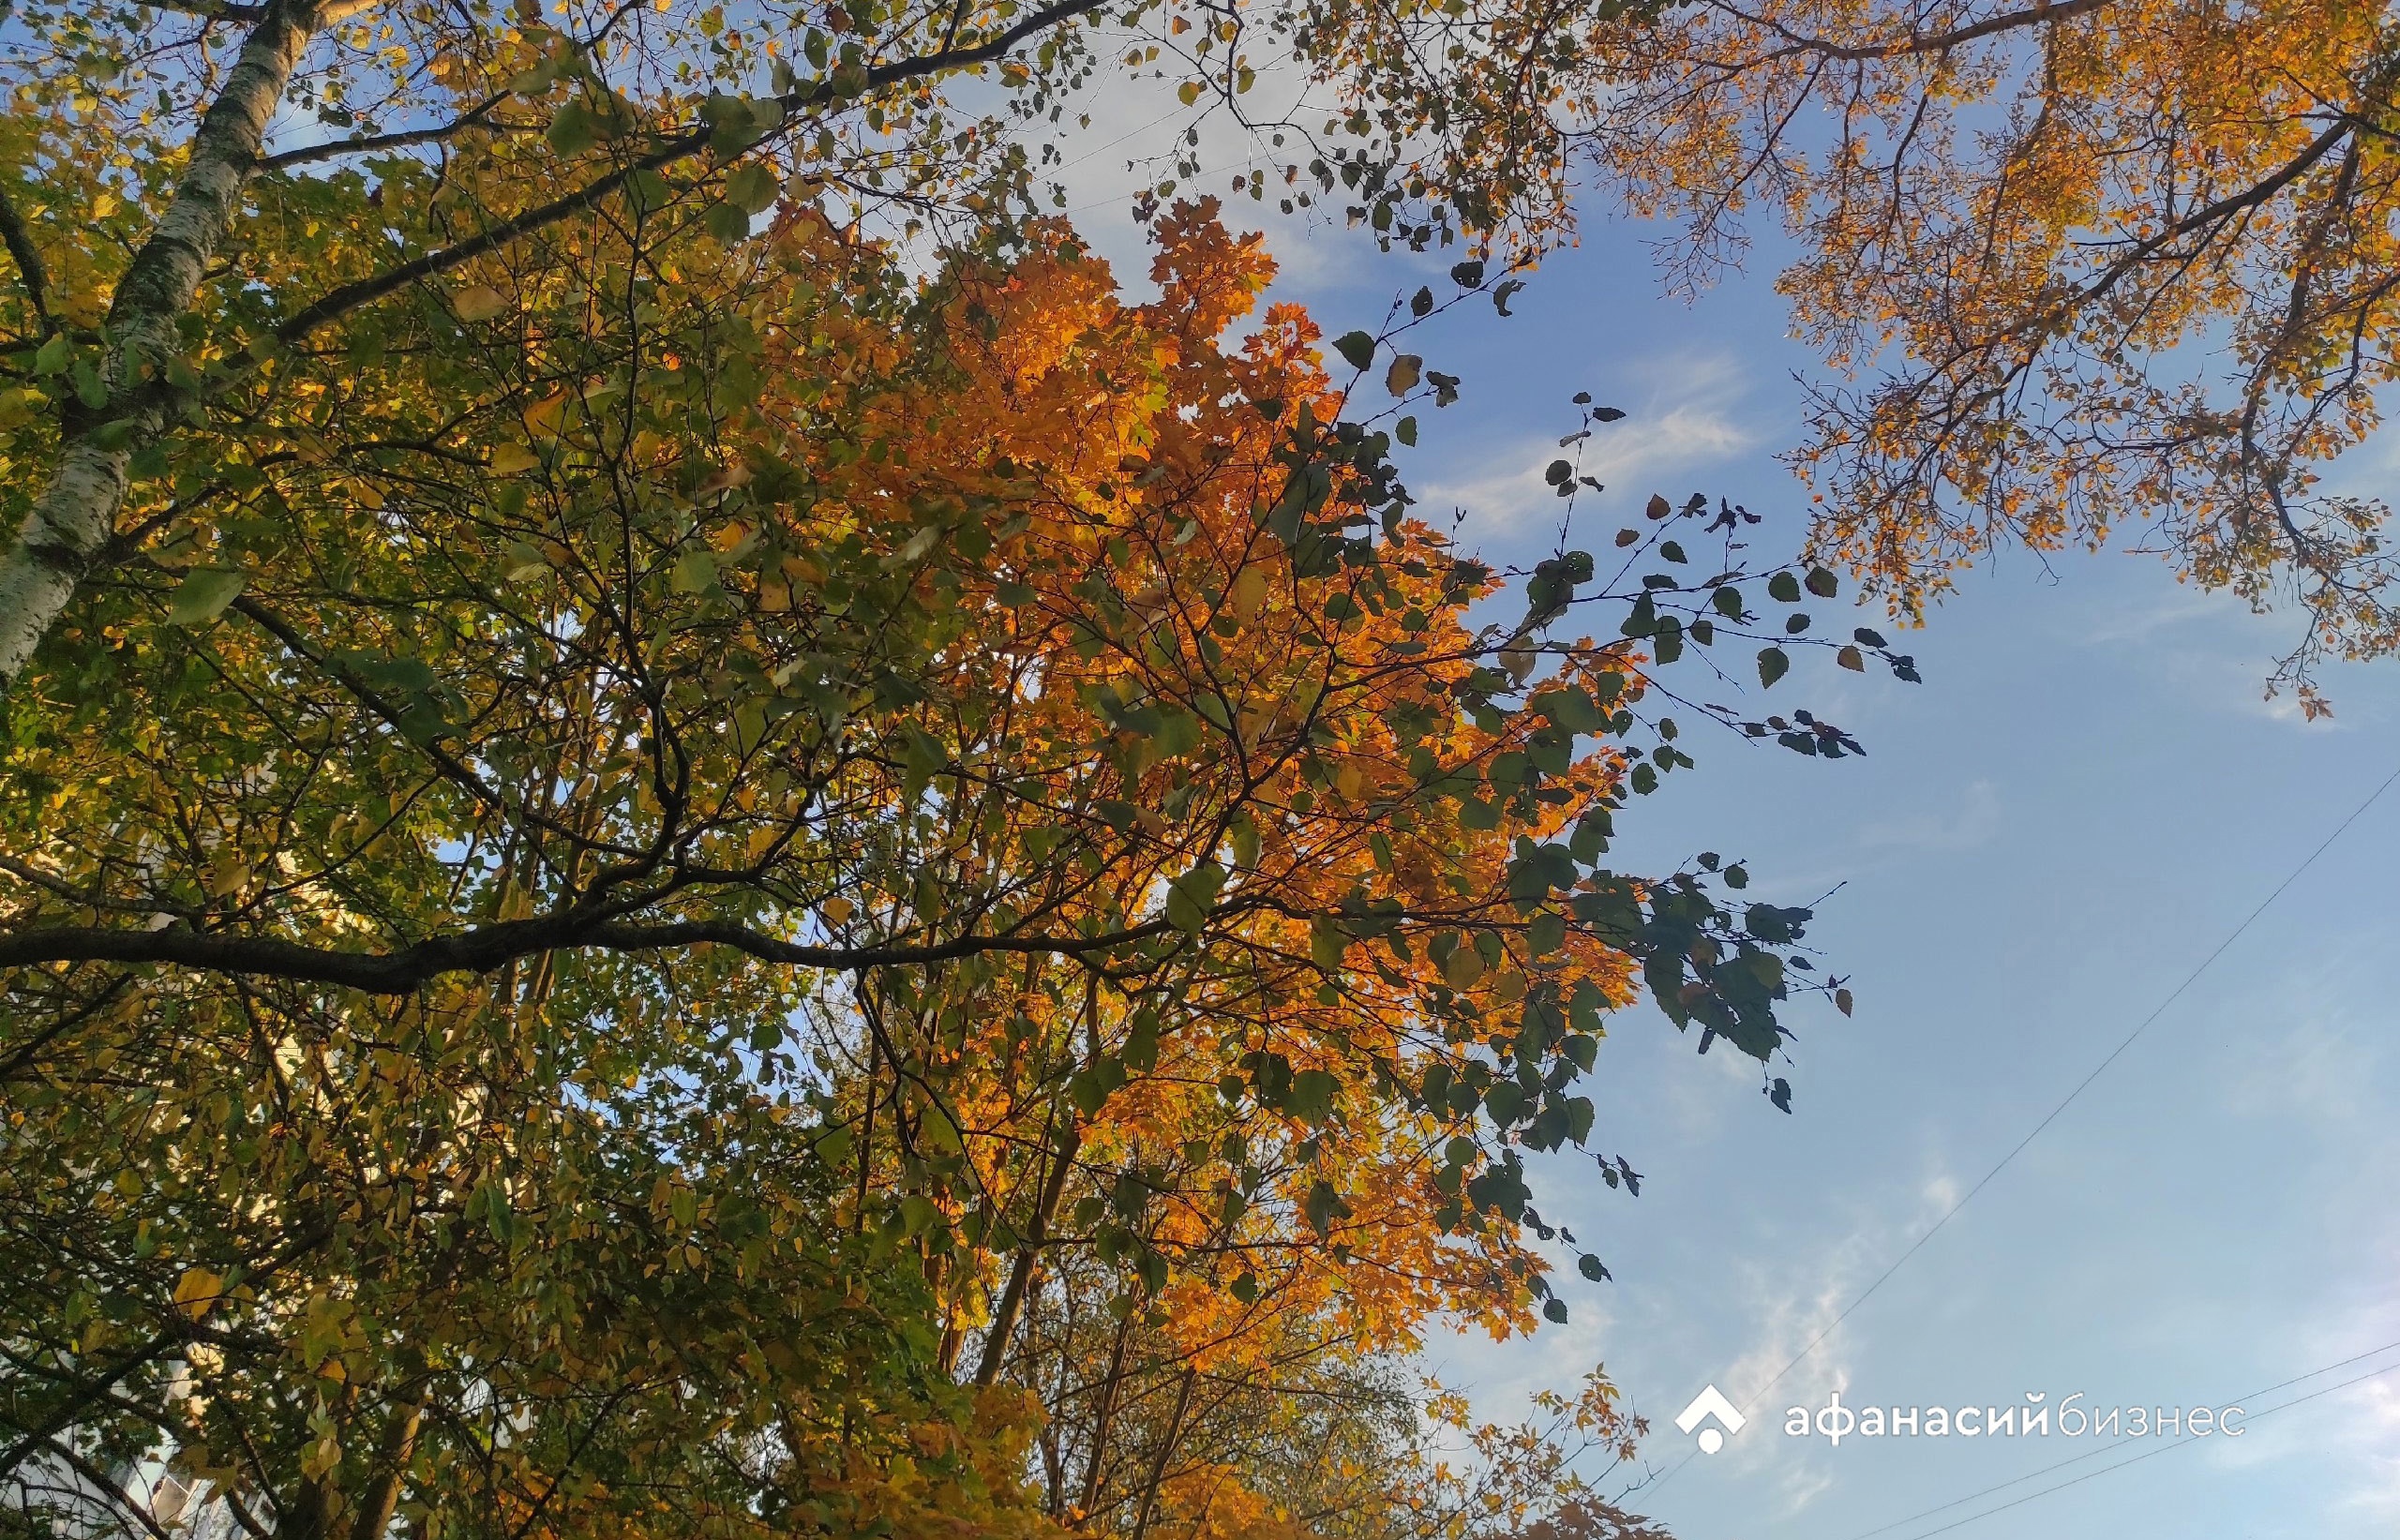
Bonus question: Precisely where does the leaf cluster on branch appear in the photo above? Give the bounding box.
[0,3,1917,1534]
[1549,0,2400,707]
[1,153,1882,1540]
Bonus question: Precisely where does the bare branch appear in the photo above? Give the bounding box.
[259,91,518,172]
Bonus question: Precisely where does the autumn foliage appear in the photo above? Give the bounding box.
[0,124,1858,1534]
[1548,0,2400,703]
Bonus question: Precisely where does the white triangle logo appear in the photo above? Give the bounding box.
[1675,1384,1746,1454]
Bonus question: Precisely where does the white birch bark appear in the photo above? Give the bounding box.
[0,1,320,686]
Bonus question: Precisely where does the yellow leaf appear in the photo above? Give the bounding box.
[454,285,509,321]
[488,441,537,474]
[523,392,570,435]
[172,1266,223,1322]
[1229,565,1268,620]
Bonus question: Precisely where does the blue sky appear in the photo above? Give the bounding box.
[1051,85,2400,1540]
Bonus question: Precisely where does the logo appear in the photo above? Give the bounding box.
[1676,1384,1746,1454]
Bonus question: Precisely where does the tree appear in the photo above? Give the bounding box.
[2,139,1899,1534]
[1133,0,2400,704]
[1550,0,2400,707]
[0,0,1713,688]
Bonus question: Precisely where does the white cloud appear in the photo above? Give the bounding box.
[1700,1168,1962,1512]
[1418,351,1761,538]
[2344,1371,2400,1523]
[2195,1235,2400,1530]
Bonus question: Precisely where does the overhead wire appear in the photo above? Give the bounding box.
[1886,1353,2400,1540]
[1634,757,2400,1507]
[1731,757,2400,1419]
[1846,1338,2400,1540]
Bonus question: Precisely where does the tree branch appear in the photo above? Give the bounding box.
[974,1098,1085,1385]
[0,180,55,335]
[1738,0,2116,64]
[0,0,323,688]
[0,910,1184,994]
[260,91,518,172]
[273,0,1111,348]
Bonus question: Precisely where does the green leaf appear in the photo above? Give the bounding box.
[1286,1069,1339,1122]
[1068,1068,1110,1115]
[166,567,246,624]
[1229,816,1260,870]
[671,548,718,593]
[1543,1297,1569,1323]
[1767,571,1802,603]
[1396,414,1418,447]
[704,200,752,243]
[1578,1253,1611,1282]
[1805,566,1839,597]
[727,162,780,214]
[546,97,596,156]
[1330,330,1376,371]
[1302,1179,1345,1233]
[1164,882,1208,934]
[1652,616,1684,665]
[1756,646,1790,689]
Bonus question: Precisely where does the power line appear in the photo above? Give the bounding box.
[1732,756,2400,1415]
[1888,1354,2400,1540]
[1638,757,2400,1507]
[1846,1338,2400,1540]
[1046,102,1189,175]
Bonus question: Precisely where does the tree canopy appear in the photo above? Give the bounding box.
[1555,0,2400,707]
[0,0,1664,685]
[1,82,1898,1533]
[0,1,1954,1534]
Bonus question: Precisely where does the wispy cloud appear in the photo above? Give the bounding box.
[1705,1169,1962,1512]
[1420,351,1761,539]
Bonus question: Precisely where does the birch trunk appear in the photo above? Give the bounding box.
[0,1,320,686]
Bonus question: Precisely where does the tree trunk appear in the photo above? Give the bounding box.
[0,0,322,686]
[972,1108,1080,1387]
[1128,1366,1198,1540]
[1074,1308,1134,1525]
[347,1379,428,1540]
